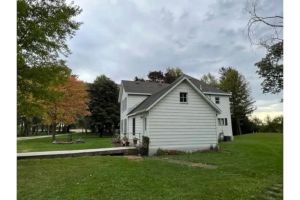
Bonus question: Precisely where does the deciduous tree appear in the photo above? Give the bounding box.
[147,71,164,82]
[164,67,183,84]
[255,41,283,94]
[247,0,283,94]
[200,73,219,87]
[44,75,90,141]
[134,76,145,82]
[17,0,82,118]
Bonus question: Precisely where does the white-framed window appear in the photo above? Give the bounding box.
[218,118,228,126]
[180,92,188,103]
[215,97,220,104]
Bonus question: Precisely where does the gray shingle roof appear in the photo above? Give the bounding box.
[126,74,228,115]
[122,80,169,94]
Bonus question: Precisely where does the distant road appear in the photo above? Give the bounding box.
[17,129,91,140]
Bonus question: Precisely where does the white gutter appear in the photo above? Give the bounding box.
[203,92,232,96]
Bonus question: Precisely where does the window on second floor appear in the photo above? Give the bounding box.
[180,92,187,103]
[215,97,220,104]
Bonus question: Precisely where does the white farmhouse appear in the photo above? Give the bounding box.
[118,74,233,155]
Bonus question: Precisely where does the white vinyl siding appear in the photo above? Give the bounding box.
[206,94,233,137]
[119,87,148,136]
[121,97,127,112]
[148,81,218,153]
[128,115,143,135]
[124,118,127,133]
[128,114,144,145]
[127,95,148,112]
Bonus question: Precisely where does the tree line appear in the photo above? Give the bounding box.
[17,0,120,140]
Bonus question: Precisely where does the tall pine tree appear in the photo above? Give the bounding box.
[219,67,255,135]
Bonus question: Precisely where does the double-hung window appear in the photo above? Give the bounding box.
[215,97,220,104]
[218,118,228,126]
[180,92,187,103]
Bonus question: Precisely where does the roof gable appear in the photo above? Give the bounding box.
[128,75,221,116]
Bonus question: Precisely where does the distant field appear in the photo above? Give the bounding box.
[17,133,283,200]
[17,133,114,152]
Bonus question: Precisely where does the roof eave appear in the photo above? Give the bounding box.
[203,92,232,96]
[127,109,147,117]
[127,92,152,95]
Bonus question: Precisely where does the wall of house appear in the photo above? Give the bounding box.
[147,80,218,155]
[127,94,148,113]
[127,114,145,146]
[120,88,148,136]
[205,94,233,138]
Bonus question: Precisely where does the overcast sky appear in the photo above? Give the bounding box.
[66,0,283,120]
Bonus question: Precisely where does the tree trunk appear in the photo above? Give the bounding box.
[20,121,24,136]
[58,124,61,133]
[41,124,44,133]
[62,125,67,133]
[51,122,56,141]
[32,125,36,135]
[24,118,29,136]
[47,124,51,135]
[66,125,70,133]
[236,118,242,135]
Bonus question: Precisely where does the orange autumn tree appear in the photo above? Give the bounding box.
[45,75,90,141]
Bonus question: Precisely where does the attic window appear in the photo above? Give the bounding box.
[215,97,220,104]
[180,92,187,103]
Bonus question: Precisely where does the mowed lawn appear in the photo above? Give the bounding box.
[17,133,114,152]
[17,133,282,200]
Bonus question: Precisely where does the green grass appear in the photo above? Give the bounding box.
[17,133,114,152]
[17,133,283,200]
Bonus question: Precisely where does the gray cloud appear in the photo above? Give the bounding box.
[66,0,283,118]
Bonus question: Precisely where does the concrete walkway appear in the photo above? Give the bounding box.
[17,147,138,159]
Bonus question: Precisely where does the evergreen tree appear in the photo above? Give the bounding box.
[88,75,120,136]
[219,67,256,135]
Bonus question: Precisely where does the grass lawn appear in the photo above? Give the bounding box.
[17,133,114,153]
[17,133,282,200]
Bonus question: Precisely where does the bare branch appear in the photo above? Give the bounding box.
[246,0,283,46]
